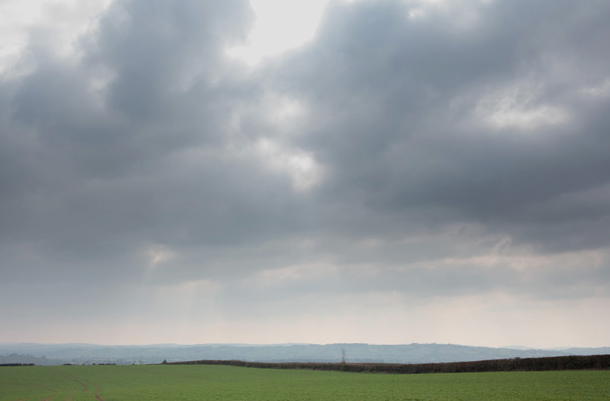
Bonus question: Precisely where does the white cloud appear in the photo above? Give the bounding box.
[144,243,176,267]
[256,138,324,191]
[250,263,338,287]
[474,81,571,131]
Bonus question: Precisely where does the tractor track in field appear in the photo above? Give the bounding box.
[49,367,104,401]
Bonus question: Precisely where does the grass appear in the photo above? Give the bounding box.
[0,364,609,400]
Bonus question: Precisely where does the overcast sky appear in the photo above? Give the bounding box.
[1,0,609,348]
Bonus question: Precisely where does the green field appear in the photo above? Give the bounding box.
[1,364,609,401]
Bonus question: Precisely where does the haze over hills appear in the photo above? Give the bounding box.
[1,343,609,366]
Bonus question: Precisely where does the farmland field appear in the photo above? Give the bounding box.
[1,364,609,401]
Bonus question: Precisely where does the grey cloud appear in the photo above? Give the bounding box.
[269,0,610,252]
[91,0,254,119]
[1,0,609,345]
[2,0,277,258]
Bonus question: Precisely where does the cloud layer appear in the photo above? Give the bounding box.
[1,0,609,347]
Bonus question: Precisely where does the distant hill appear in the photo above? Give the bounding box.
[1,343,609,366]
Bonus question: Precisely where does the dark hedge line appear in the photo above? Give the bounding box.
[169,354,610,373]
[0,363,35,367]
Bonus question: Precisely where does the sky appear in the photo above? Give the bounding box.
[1,0,609,349]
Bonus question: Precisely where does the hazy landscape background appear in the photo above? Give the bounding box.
[2,343,610,366]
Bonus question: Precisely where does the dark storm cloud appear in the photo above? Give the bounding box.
[90,0,252,122]
[1,0,297,265]
[1,0,610,345]
[271,0,610,252]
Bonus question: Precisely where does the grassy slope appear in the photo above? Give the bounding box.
[1,364,609,401]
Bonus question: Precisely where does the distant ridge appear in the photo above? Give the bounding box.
[1,343,609,366]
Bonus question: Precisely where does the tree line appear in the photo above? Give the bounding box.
[169,354,610,373]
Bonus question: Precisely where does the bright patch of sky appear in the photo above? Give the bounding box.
[0,0,112,78]
[227,0,332,66]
